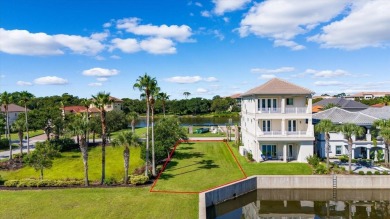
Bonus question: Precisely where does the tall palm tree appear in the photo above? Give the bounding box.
[315,119,335,169]
[11,119,25,156]
[183,91,191,99]
[149,85,160,176]
[91,91,113,184]
[158,92,170,117]
[71,114,90,186]
[337,123,364,173]
[133,73,157,177]
[1,91,12,159]
[112,131,139,184]
[80,98,92,144]
[127,112,138,133]
[373,119,390,166]
[18,91,34,154]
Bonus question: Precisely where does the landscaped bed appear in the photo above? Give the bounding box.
[151,141,246,193]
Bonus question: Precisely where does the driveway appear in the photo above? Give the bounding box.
[0,134,47,159]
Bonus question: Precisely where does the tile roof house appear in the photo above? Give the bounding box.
[240,78,315,163]
[345,92,390,100]
[313,98,368,112]
[1,103,29,126]
[313,107,389,161]
[89,96,123,112]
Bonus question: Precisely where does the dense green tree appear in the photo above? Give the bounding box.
[133,73,157,177]
[211,97,230,113]
[315,119,335,169]
[183,92,191,99]
[337,123,365,173]
[373,119,390,166]
[157,92,169,117]
[106,110,127,135]
[25,141,60,180]
[92,91,113,185]
[112,131,140,184]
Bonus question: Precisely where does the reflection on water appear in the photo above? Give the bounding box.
[135,116,240,127]
[208,189,390,219]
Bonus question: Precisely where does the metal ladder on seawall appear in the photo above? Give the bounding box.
[332,173,337,200]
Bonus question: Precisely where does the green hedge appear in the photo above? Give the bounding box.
[4,179,84,187]
[130,175,149,185]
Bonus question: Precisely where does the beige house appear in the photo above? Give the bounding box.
[1,103,28,126]
[89,96,123,112]
[240,78,315,163]
[345,92,390,100]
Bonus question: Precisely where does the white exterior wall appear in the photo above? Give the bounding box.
[241,95,314,163]
[6,111,23,126]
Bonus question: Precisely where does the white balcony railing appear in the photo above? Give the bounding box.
[285,107,307,114]
[259,130,310,136]
[258,108,282,113]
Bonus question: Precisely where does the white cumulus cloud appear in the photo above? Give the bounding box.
[96,77,108,82]
[213,0,251,15]
[309,0,390,49]
[82,68,119,77]
[251,67,295,74]
[238,0,349,50]
[196,88,209,94]
[33,76,68,85]
[165,76,203,84]
[88,82,103,87]
[306,69,350,78]
[140,38,176,54]
[259,74,276,79]
[116,18,192,42]
[0,28,104,56]
[16,81,33,86]
[110,38,140,53]
[204,77,218,82]
[201,11,212,17]
[314,81,345,86]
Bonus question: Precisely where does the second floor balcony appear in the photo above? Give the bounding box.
[258,107,308,114]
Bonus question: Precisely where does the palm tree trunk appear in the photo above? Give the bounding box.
[40,168,44,180]
[19,131,23,156]
[93,131,96,143]
[124,146,130,184]
[163,102,166,117]
[151,105,156,176]
[145,100,150,177]
[101,110,107,185]
[80,136,89,186]
[348,139,352,173]
[24,104,30,154]
[131,120,135,133]
[385,143,389,166]
[325,133,330,169]
[6,108,12,159]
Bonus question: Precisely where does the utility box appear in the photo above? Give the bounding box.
[239,146,247,156]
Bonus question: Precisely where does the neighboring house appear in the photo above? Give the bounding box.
[0,103,28,126]
[62,105,100,117]
[313,107,390,160]
[313,98,368,112]
[345,92,390,100]
[240,78,315,163]
[230,93,242,107]
[89,96,123,112]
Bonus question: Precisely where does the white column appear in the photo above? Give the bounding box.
[366,128,371,141]
[367,148,370,159]
[307,98,312,113]
[281,98,286,113]
[281,119,286,135]
[352,146,355,159]
[283,144,287,162]
[374,150,378,161]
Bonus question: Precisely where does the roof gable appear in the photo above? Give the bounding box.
[1,104,26,112]
[313,98,368,109]
[313,107,378,125]
[241,78,313,96]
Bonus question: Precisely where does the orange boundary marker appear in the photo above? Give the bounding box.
[149,140,247,194]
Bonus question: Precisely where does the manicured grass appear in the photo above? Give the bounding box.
[0,187,198,219]
[230,143,312,175]
[9,130,44,140]
[152,142,245,192]
[110,127,148,139]
[0,146,144,181]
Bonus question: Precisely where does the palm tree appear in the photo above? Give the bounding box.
[149,84,160,176]
[158,92,170,117]
[315,119,335,169]
[71,114,90,186]
[133,73,157,177]
[18,91,34,154]
[183,91,191,99]
[91,91,113,184]
[11,119,25,156]
[1,91,12,159]
[337,123,364,173]
[127,112,138,133]
[373,119,390,166]
[112,131,139,184]
[80,98,92,143]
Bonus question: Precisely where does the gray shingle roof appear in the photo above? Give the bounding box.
[313,107,380,126]
[313,98,368,110]
[360,106,390,120]
[241,78,314,96]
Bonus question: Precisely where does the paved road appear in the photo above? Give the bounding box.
[0,134,49,159]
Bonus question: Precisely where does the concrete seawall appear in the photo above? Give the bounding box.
[199,175,390,219]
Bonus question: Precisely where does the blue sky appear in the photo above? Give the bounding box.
[1,0,390,99]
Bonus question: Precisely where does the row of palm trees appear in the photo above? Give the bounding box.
[1,91,34,159]
[315,119,390,172]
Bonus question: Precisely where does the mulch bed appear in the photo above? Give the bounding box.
[0,158,24,171]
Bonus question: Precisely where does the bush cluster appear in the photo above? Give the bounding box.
[103,176,118,185]
[0,138,9,150]
[339,155,348,163]
[50,138,78,152]
[129,175,149,185]
[247,152,254,161]
[4,179,84,187]
[0,175,4,185]
[306,155,329,174]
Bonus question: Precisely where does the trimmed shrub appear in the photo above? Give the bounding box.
[130,175,149,185]
[0,175,4,185]
[314,164,329,174]
[103,176,118,185]
[50,138,78,152]
[358,171,365,175]
[366,171,372,175]
[0,138,9,150]
[4,180,20,187]
[339,155,348,163]
[383,171,389,175]
[247,152,254,162]
[374,171,381,175]
[306,155,320,167]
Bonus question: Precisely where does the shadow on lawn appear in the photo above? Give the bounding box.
[158,159,219,181]
[173,151,204,160]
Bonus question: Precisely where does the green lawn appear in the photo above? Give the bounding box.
[0,187,198,219]
[110,127,148,139]
[0,146,144,181]
[152,142,245,192]
[9,130,44,140]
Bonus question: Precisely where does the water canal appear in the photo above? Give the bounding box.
[208,189,390,219]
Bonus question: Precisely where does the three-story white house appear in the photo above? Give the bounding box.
[240,78,315,162]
